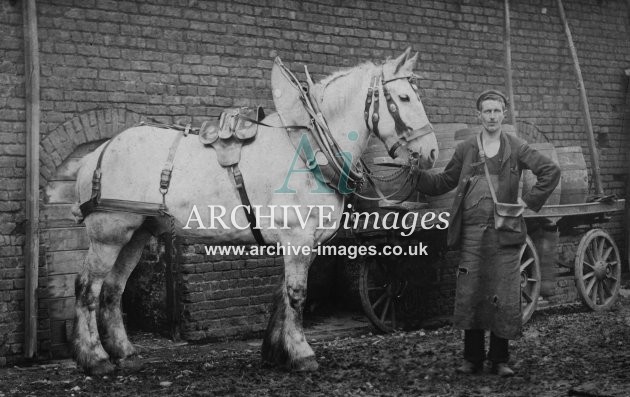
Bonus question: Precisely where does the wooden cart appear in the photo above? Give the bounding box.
[348,123,625,332]
[345,120,627,333]
[350,199,625,333]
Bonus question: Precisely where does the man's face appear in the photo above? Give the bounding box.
[478,99,505,134]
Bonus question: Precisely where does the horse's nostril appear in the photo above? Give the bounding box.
[430,149,436,162]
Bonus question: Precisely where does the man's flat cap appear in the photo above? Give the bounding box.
[476,89,508,110]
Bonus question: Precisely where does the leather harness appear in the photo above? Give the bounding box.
[78,119,269,245]
[77,65,434,245]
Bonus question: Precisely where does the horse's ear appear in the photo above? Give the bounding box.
[402,51,418,73]
[394,47,412,74]
[270,57,310,127]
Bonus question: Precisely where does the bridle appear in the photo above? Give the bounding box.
[363,70,434,160]
[274,59,432,201]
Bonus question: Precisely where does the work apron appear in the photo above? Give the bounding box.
[452,153,522,340]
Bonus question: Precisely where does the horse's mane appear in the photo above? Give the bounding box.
[315,61,375,118]
[317,61,374,87]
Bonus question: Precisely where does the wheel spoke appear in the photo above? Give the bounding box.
[602,246,613,262]
[520,257,534,272]
[597,282,606,305]
[391,302,397,329]
[602,279,613,298]
[522,289,533,303]
[583,260,595,270]
[586,277,597,298]
[589,280,599,302]
[371,292,388,310]
[596,238,604,260]
[380,297,391,322]
[586,247,597,267]
[583,271,595,281]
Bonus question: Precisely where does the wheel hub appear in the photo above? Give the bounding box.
[520,271,528,288]
[385,280,407,299]
[593,261,608,280]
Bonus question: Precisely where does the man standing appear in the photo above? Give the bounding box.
[416,90,560,376]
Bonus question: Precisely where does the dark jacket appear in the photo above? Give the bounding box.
[417,131,561,248]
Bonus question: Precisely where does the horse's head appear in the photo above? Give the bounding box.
[371,48,438,169]
[269,48,438,180]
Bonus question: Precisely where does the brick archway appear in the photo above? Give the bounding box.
[37,107,148,357]
[39,108,145,188]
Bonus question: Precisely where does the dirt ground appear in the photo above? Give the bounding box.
[2,294,630,397]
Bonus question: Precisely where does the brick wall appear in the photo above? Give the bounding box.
[0,1,27,367]
[178,240,282,341]
[1,0,630,363]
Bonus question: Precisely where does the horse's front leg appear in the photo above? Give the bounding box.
[262,241,318,371]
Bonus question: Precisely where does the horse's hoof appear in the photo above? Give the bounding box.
[293,355,319,372]
[115,356,144,371]
[86,359,116,376]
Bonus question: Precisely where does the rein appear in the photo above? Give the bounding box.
[274,60,432,203]
[275,60,365,192]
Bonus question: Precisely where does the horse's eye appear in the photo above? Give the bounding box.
[399,94,410,102]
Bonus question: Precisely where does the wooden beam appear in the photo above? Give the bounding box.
[556,0,604,197]
[504,0,517,127]
[625,59,630,273]
[23,0,40,359]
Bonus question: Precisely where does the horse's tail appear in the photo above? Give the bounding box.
[71,150,95,224]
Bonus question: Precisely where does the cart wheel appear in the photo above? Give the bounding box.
[359,259,406,333]
[574,229,621,311]
[520,235,541,324]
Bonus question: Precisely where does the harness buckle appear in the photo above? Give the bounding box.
[91,169,102,198]
[160,169,172,192]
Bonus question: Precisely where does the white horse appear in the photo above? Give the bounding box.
[71,48,438,375]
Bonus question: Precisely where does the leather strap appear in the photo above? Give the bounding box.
[388,141,403,159]
[382,82,410,135]
[363,76,375,132]
[228,165,267,246]
[138,120,200,135]
[79,197,166,218]
[160,130,186,196]
[90,138,115,200]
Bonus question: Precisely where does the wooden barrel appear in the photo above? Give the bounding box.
[453,124,516,141]
[556,146,588,205]
[521,143,561,206]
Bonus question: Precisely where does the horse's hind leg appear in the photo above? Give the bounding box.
[73,213,144,375]
[73,242,123,375]
[98,228,151,367]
